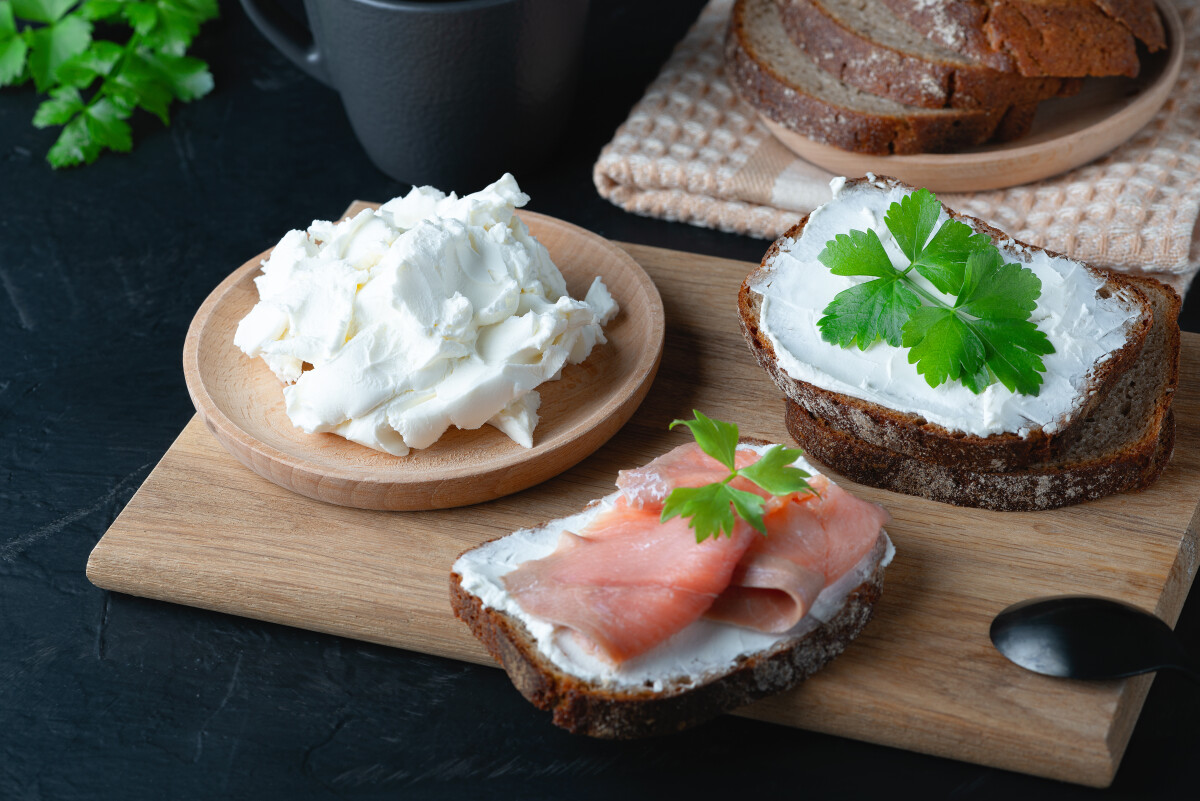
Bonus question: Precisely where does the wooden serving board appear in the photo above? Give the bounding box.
[87,238,1200,788]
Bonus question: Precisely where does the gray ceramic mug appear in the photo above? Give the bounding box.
[239,0,590,189]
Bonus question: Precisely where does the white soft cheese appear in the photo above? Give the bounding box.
[234,174,618,455]
[751,177,1143,438]
[453,447,894,691]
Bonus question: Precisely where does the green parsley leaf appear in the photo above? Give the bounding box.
[884,187,941,263]
[55,40,123,88]
[669,410,739,472]
[0,4,29,87]
[972,318,1054,395]
[726,486,767,537]
[737,444,812,497]
[46,95,131,167]
[80,0,124,21]
[46,112,93,165]
[818,228,895,279]
[143,50,212,100]
[12,0,75,24]
[661,483,740,543]
[661,414,814,542]
[902,306,986,390]
[122,2,158,37]
[32,84,83,126]
[956,249,1042,320]
[817,188,1056,396]
[911,218,992,295]
[817,227,921,349]
[818,271,921,349]
[27,14,91,92]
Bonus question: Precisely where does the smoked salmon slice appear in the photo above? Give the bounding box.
[706,477,889,633]
[504,444,889,664]
[617,441,762,508]
[502,498,756,663]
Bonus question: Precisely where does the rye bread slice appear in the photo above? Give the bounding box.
[725,0,1039,156]
[781,273,1180,511]
[737,176,1154,473]
[449,442,892,738]
[450,556,884,738]
[786,403,1174,510]
[777,0,1082,109]
[876,0,1166,78]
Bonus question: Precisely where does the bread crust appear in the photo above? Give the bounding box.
[724,0,1034,156]
[736,176,1153,473]
[784,400,1175,511]
[876,0,1165,78]
[451,557,885,738]
[777,0,1081,109]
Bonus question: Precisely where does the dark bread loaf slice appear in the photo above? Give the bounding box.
[876,0,1166,78]
[450,554,884,738]
[737,176,1154,473]
[786,403,1174,511]
[776,0,1082,109]
[782,274,1180,511]
[725,0,1039,156]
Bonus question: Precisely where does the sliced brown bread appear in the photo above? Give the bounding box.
[876,0,1166,78]
[451,555,884,738]
[776,0,1081,109]
[737,176,1154,473]
[781,273,1180,511]
[787,407,1174,511]
[449,442,893,738]
[725,0,1039,156]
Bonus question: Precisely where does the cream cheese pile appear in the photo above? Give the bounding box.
[750,177,1143,438]
[234,174,618,456]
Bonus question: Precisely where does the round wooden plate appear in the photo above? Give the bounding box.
[183,210,665,511]
[761,0,1184,193]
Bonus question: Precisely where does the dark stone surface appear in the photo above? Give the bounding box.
[1,2,1196,799]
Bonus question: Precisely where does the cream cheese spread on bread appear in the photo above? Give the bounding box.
[454,446,894,691]
[750,177,1143,438]
[234,174,618,455]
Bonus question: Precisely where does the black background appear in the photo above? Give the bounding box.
[2,2,1198,799]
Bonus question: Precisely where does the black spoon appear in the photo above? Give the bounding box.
[990,595,1200,684]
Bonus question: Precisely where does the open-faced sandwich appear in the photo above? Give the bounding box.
[451,413,893,737]
[739,175,1180,511]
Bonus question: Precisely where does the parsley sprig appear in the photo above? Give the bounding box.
[817,188,1054,396]
[0,0,218,168]
[660,411,814,543]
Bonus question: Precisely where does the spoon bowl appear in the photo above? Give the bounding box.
[990,595,1199,682]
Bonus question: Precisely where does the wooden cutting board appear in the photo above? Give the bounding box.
[87,232,1200,788]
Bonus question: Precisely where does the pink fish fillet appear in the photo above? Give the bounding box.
[502,498,756,664]
[705,476,889,632]
[503,444,891,664]
[617,441,762,509]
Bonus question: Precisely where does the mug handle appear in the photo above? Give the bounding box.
[238,0,332,87]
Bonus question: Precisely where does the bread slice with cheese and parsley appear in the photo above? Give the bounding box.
[451,438,893,738]
[739,176,1158,476]
[781,270,1179,510]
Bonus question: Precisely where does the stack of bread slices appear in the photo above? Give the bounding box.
[725,0,1167,155]
[738,177,1181,511]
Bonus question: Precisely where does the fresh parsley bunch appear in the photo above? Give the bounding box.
[817,189,1055,396]
[661,411,814,543]
[0,0,218,167]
